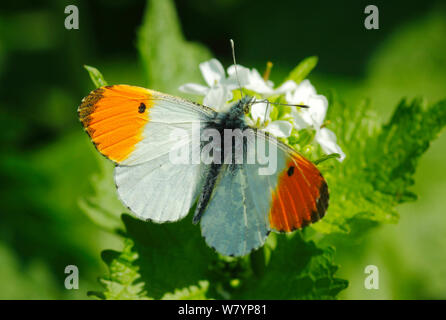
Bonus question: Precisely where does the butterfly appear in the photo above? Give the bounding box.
[78,84,329,257]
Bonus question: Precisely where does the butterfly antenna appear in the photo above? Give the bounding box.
[271,101,309,108]
[253,99,309,109]
[230,39,244,99]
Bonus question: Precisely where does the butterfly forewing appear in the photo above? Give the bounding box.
[79,85,214,222]
[78,85,216,165]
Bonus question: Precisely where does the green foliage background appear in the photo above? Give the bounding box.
[0,0,445,299]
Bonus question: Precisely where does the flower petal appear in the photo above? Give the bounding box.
[290,109,311,130]
[251,101,270,123]
[226,64,250,87]
[315,128,346,162]
[178,83,209,95]
[245,115,256,127]
[203,85,232,111]
[286,79,317,105]
[306,94,328,128]
[265,120,293,138]
[292,104,321,130]
[245,69,274,95]
[273,80,297,95]
[286,79,328,129]
[199,59,225,87]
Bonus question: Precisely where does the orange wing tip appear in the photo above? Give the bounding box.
[78,85,152,163]
[268,157,329,233]
[78,87,106,127]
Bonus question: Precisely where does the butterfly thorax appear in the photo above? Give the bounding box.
[212,95,254,130]
[194,96,255,224]
[204,96,256,165]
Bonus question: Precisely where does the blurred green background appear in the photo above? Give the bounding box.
[0,0,445,299]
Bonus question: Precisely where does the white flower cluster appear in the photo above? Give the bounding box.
[179,58,345,161]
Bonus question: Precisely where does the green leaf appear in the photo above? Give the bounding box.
[314,153,341,165]
[122,213,217,299]
[78,153,126,233]
[313,98,397,234]
[89,238,149,300]
[92,215,347,300]
[367,99,446,201]
[234,233,348,299]
[137,0,212,94]
[84,65,108,88]
[285,56,318,84]
[94,214,218,300]
[161,281,210,300]
[313,97,446,235]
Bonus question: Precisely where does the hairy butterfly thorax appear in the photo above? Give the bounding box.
[211,96,254,129]
[193,96,255,224]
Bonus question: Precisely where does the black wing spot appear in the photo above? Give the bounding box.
[316,181,329,219]
[287,166,295,176]
[138,102,146,113]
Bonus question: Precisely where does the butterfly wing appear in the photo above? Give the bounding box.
[261,133,328,232]
[114,142,207,222]
[200,163,271,257]
[78,84,215,165]
[79,85,215,222]
[199,131,328,256]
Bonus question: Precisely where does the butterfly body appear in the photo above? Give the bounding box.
[79,85,329,257]
[193,95,257,224]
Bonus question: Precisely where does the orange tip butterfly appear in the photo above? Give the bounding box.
[78,46,328,257]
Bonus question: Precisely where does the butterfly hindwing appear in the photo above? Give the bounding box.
[199,131,328,256]
[200,163,271,257]
[114,141,207,222]
[267,140,328,232]
[256,132,328,232]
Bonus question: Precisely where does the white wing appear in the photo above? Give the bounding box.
[200,163,274,257]
[115,141,208,222]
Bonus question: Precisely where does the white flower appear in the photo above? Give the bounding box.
[285,80,327,129]
[315,128,345,161]
[247,100,293,138]
[227,65,297,97]
[179,59,297,110]
[179,59,238,111]
[179,60,344,161]
[286,80,345,161]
